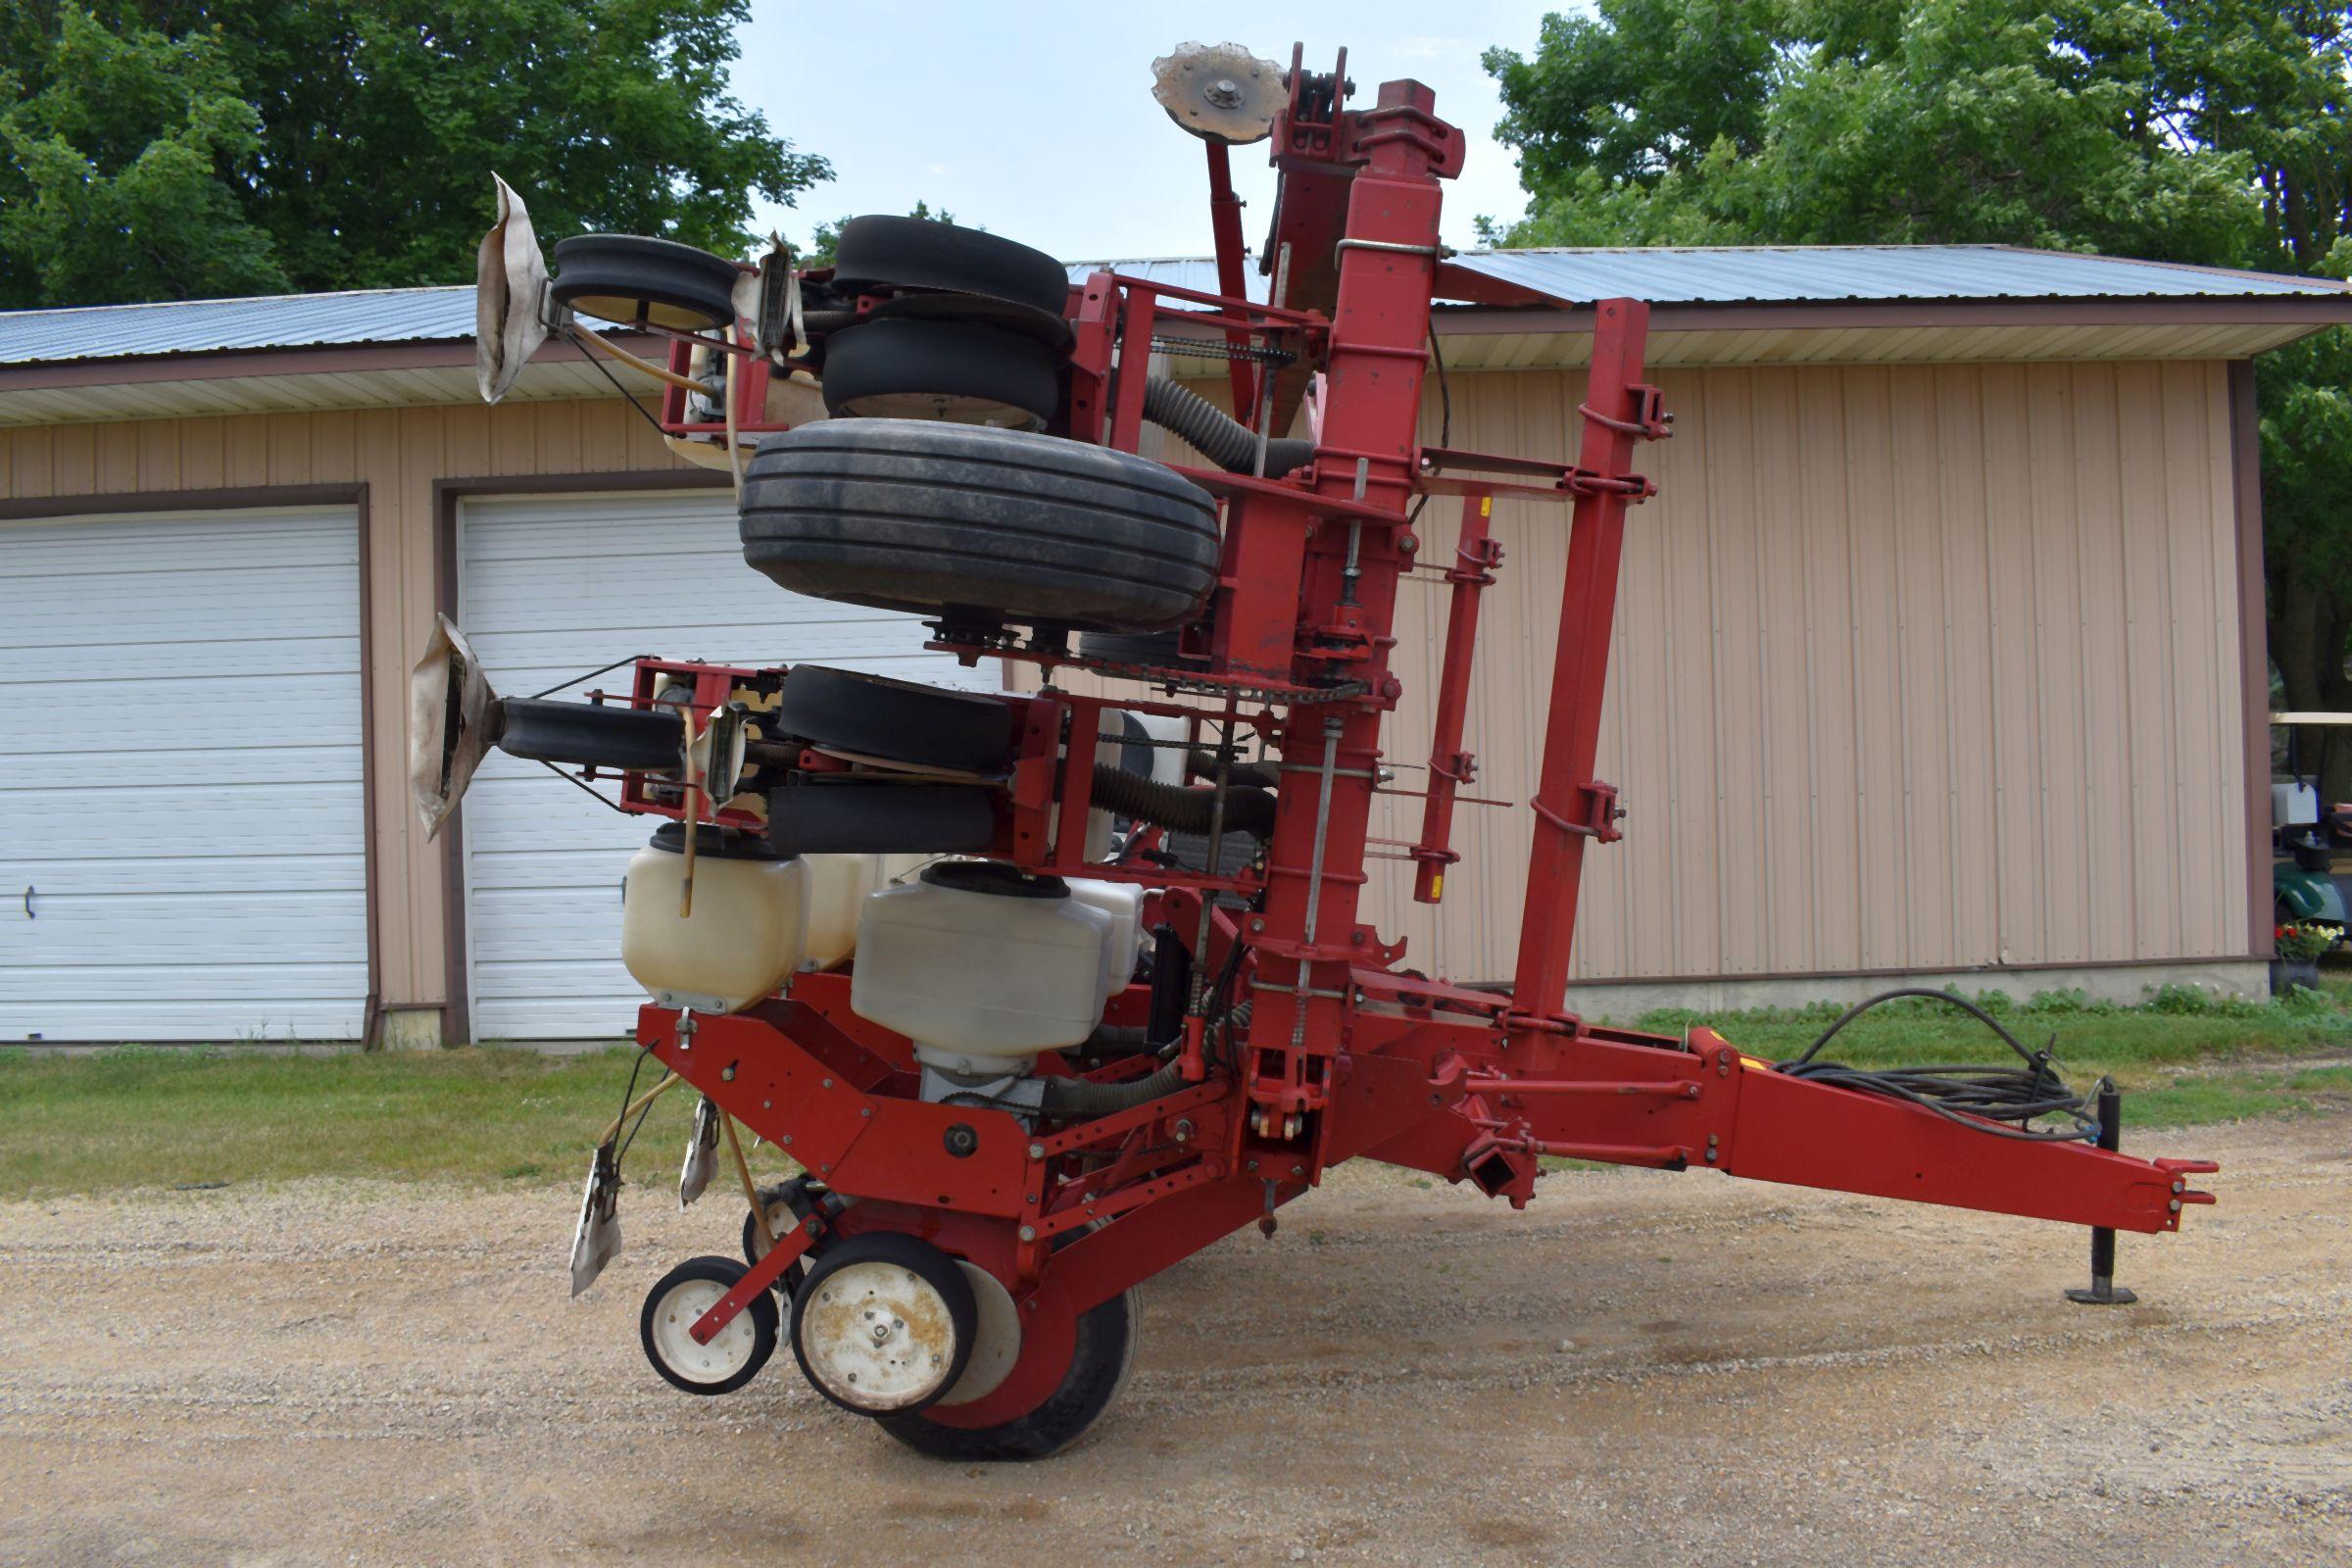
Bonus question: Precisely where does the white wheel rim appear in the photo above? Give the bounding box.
[748,1200,797,1261]
[798,1259,961,1411]
[650,1278,757,1385]
[936,1260,1022,1407]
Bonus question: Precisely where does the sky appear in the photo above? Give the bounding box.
[732,2,1561,264]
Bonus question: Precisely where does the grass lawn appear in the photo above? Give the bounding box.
[2,971,2346,1200]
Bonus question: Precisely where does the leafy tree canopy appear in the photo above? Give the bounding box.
[0,1,829,306]
[1487,1,2352,792]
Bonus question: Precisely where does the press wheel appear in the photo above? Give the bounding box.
[879,1285,1141,1461]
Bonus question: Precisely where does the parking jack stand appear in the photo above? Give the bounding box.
[2066,1080,2138,1306]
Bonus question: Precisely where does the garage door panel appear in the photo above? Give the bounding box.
[468,886,624,956]
[0,789,363,858]
[0,518,357,577]
[0,636,362,688]
[0,696,365,762]
[461,491,985,1039]
[0,996,368,1040]
[9,853,364,895]
[0,507,366,1042]
[2,958,367,994]
[1,565,361,647]
[7,743,364,790]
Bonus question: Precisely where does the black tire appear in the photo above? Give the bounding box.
[820,318,1060,427]
[879,1287,1141,1461]
[832,216,1069,315]
[792,1233,980,1417]
[1076,629,1200,668]
[551,235,740,332]
[640,1254,779,1396]
[777,666,1016,772]
[741,419,1221,631]
[764,782,999,856]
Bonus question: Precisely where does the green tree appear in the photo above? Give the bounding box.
[1487,0,2352,799]
[0,8,286,303]
[0,0,830,306]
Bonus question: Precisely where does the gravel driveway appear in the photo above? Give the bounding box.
[2,1113,2346,1566]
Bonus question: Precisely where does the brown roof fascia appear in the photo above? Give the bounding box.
[0,330,661,392]
[1435,295,2352,337]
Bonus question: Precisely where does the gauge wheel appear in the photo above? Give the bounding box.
[551,234,741,332]
[880,1285,1141,1461]
[830,216,1070,315]
[776,665,1015,772]
[820,318,1061,428]
[640,1254,779,1396]
[740,419,1221,631]
[790,1233,979,1416]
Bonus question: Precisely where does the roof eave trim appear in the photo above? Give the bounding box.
[0,331,662,391]
[1433,296,2352,335]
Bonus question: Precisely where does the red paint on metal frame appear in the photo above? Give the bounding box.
[610,57,2215,1396]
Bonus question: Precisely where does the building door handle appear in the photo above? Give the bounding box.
[21,885,32,919]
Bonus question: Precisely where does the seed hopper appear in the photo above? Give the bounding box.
[415,42,2217,1459]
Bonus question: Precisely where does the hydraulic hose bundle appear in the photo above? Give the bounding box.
[1774,988,2101,1142]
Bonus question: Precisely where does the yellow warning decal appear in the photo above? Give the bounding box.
[1429,874,1444,900]
[1478,497,1493,518]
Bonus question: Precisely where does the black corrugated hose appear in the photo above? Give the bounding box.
[1774,988,2100,1142]
[1091,762,1277,839]
[1144,375,1315,477]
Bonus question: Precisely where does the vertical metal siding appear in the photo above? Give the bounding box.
[1366,360,2248,985]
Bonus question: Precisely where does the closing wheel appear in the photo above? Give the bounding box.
[639,1255,778,1396]
[551,234,741,331]
[775,666,1015,772]
[740,419,1221,630]
[830,216,1070,315]
[819,318,1060,428]
[791,1234,979,1415]
[880,1285,1141,1461]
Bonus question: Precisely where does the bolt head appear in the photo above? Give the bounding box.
[1017,1224,1037,1242]
[1027,1142,1046,1160]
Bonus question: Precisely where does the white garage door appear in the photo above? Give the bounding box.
[0,507,367,1043]
[459,491,990,1040]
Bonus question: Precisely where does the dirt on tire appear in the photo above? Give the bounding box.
[1,1113,2346,1566]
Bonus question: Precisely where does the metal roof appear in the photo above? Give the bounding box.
[0,286,477,367]
[0,245,2339,371]
[1448,245,2350,305]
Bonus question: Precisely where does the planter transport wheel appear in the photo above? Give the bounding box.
[551,235,741,332]
[791,1234,979,1415]
[640,1254,779,1396]
[830,216,1071,315]
[819,318,1061,428]
[775,666,1016,773]
[881,1285,1141,1461]
[740,419,1221,630]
